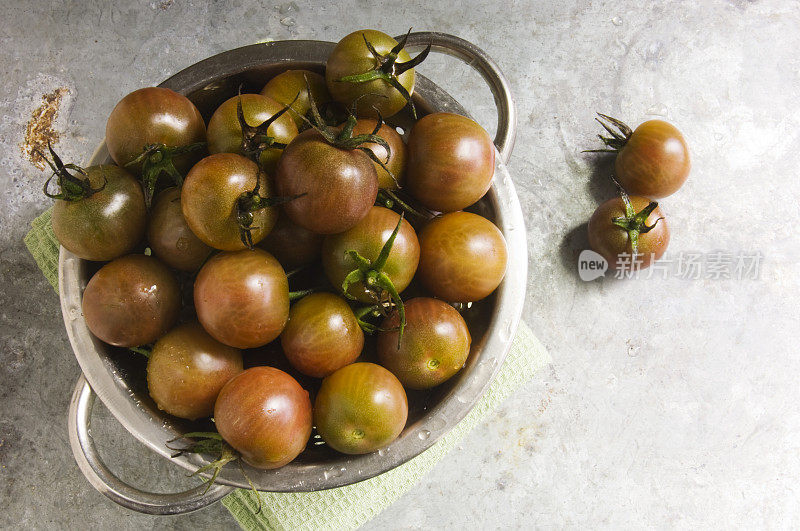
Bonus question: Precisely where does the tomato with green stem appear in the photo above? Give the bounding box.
[587,114,690,198]
[194,248,289,349]
[214,366,312,469]
[280,293,364,378]
[417,212,507,303]
[206,93,298,175]
[314,362,407,454]
[377,297,471,390]
[147,322,242,420]
[588,185,669,270]
[349,118,406,190]
[326,29,431,119]
[105,87,206,204]
[82,254,181,347]
[40,145,146,261]
[260,70,332,129]
[147,187,212,272]
[406,112,495,213]
[181,153,280,250]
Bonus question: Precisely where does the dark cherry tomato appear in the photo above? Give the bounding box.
[82,254,180,347]
[406,112,495,213]
[377,298,471,390]
[256,213,324,270]
[105,87,206,172]
[280,293,364,378]
[147,187,212,271]
[146,322,242,420]
[206,93,298,175]
[588,195,670,269]
[275,129,378,234]
[51,165,146,261]
[260,70,332,129]
[349,118,407,190]
[615,120,690,198]
[314,362,408,454]
[181,153,277,250]
[194,249,288,348]
[322,206,419,303]
[326,30,414,118]
[214,366,312,469]
[417,212,507,302]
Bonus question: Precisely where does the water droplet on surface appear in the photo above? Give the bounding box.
[68,306,80,320]
[280,16,295,27]
[377,448,387,456]
[611,16,623,26]
[646,104,668,117]
[499,319,514,342]
[455,394,468,404]
[418,430,431,440]
[713,132,723,141]
[323,466,346,480]
[428,417,446,430]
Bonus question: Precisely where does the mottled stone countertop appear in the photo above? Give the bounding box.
[1,1,798,528]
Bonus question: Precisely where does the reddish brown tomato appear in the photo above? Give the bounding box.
[406,113,495,212]
[280,293,364,378]
[350,118,407,190]
[275,129,378,234]
[314,362,408,454]
[377,298,471,390]
[322,206,419,303]
[260,70,332,129]
[214,366,312,469]
[82,255,180,347]
[105,87,206,172]
[147,187,212,271]
[588,196,670,269]
[52,165,146,261]
[616,120,690,198]
[146,322,242,420]
[194,249,289,349]
[206,93,298,175]
[418,212,508,302]
[181,153,277,251]
[325,30,414,118]
[257,213,324,269]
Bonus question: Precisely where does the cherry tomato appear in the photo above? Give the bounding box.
[406,112,495,212]
[105,87,206,172]
[326,30,414,118]
[314,362,408,454]
[417,212,507,302]
[214,366,312,469]
[147,187,212,271]
[146,322,242,420]
[51,165,146,261]
[588,195,669,269]
[280,293,364,378]
[615,120,690,198]
[194,248,288,348]
[377,298,471,390]
[349,118,407,190]
[275,129,378,234]
[181,153,277,251]
[260,70,332,129]
[82,254,180,347]
[256,213,324,270]
[322,206,419,303]
[206,93,298,175]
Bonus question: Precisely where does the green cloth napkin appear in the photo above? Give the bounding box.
[25,207,551,531]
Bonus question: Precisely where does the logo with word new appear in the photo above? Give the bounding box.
[578,250,608,281]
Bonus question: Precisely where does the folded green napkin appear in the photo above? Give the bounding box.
[25,207,550,531]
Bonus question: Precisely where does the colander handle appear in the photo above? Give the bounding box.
[398,32,518,163]
[68,374,234,515]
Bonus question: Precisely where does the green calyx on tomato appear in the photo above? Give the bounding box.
[125,141,206,206]
[336,29,431,119]
[234,91,296,164]
[584,113,633,152]
[235,174,304,249]
[609,177,664,257]
[340,212,407,344]
[39,143,106,201]
[375,188,432,220]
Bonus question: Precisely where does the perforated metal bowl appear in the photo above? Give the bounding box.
[63,33,524,514]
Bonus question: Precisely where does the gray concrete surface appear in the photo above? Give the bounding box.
[2,0,799,529]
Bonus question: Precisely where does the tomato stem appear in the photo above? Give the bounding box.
[235,89,297,165]
[125,141,206,207]
[583,113,633,153]
[39,142,107,202]
[609,175,663,257]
